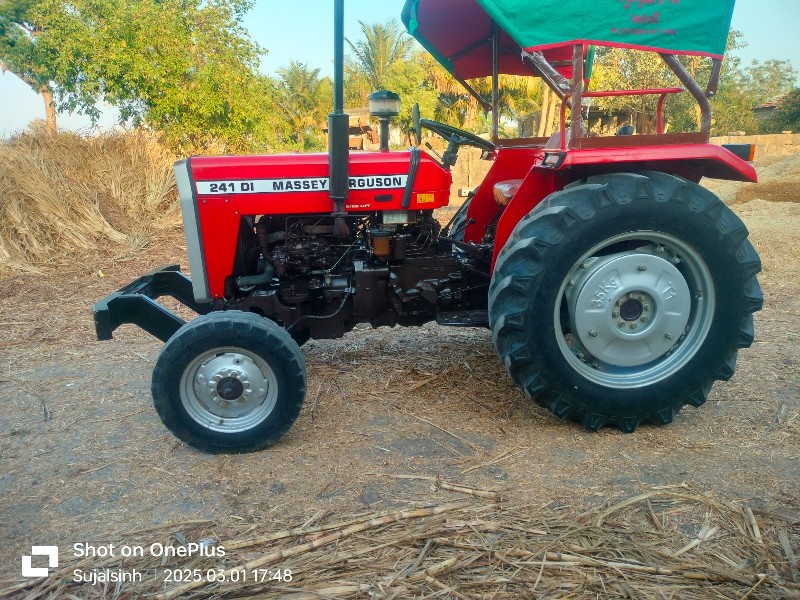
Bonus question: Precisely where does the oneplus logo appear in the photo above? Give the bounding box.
[21,546,58,578]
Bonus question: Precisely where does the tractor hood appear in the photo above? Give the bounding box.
[402,0,736,81]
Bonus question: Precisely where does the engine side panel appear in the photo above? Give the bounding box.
[185,152,451,300]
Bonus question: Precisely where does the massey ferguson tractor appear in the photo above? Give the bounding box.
[94,0,762,452]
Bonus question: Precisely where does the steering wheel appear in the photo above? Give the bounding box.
[418,118,495,153]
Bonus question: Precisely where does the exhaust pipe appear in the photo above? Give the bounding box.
[328,0,349,222]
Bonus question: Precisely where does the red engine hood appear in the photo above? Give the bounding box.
[188,151,451,214]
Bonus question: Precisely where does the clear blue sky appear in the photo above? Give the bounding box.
[1,0,797,137]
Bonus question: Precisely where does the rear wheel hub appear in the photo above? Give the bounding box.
[620,297,644,321]
[558,231,715,388]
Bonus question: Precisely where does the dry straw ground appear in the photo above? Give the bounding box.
[0,136,798,599]
[2,488,798,599]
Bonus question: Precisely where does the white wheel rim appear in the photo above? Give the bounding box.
[554,231,715,388]
[179,346,279,433]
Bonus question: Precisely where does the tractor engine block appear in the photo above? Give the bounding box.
[271,234,338,277]
[229,212,490,340]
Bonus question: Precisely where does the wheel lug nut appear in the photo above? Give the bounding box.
[643,304,651,311]
[612,310,619,318]
[637,264,647,272]
[640,316,649,323]
[618,321,626,328]
[588,329,598,338]
[629,323,638,330]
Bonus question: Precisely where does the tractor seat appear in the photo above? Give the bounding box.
[493,179,523,206]
[545,127,571,149]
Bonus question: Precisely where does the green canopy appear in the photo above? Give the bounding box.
[403,0,737,81]
[477,0,735,59]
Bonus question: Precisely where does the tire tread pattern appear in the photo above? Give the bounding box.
[488,171,762,432]
[151,311,306,453]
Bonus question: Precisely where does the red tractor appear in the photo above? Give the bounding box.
[94,0,762,452]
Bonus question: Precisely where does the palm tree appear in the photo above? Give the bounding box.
[426,61,543,136]
[276,60,330,147]
[346,19,412,91]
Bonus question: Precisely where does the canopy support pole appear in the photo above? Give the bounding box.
[454,76,492,111]
[491,22,500,141]
[706,58,723,97]
[660,53,712,135]
[521,50,572,100]
[569,44,585,147]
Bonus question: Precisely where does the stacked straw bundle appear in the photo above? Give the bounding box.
[0,131,180,275]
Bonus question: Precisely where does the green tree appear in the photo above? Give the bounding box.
[381,49,439,137]
[764,88,800,133]
[722,59,796,134]
[1,0,281,151]
[590,47,677,133]
[346,19,412,91]
[344,21,438,145]
[276,60,332,150]
[590,31,797,135]
[0,0,60,133]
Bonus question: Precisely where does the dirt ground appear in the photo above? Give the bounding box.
[1,155,798,595]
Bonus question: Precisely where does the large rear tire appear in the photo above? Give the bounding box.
[152,311,306,452]
[488,172,762,432]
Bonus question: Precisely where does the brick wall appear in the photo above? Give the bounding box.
[711,133,800,158]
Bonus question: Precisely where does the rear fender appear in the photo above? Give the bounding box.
[561,142,758,184]
[490,166,566,270]
[463,147,542,244]
[486,142,757,271]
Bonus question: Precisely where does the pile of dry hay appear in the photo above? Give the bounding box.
[0,131,180,276]
[3,485,798,599]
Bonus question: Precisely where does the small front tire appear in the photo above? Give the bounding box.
[152,311,306,453]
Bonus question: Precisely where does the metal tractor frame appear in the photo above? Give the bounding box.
[94,0,762,452]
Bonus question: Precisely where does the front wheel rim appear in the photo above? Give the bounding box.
[554,231,716,388]
[179,346,279,433]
